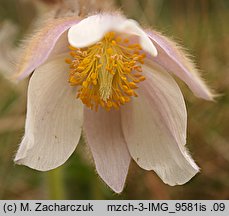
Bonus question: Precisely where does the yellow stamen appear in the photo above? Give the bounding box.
[66,32,145,111]
[65,58,72,64]
[124,38,129,43]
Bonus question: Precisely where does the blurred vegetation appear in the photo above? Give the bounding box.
[0,0,228,199]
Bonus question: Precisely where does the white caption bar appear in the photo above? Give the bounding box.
[0,200,228,216]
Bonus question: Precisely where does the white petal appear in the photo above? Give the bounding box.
[142,63,187,146]
[14,54,84,171]
[68,14,124,48]
[121,65,199,185]
[117,19,158,57]
[84,108,131,193]
[68,14,157,56]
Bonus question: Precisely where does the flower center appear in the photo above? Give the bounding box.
[66,32,145,111]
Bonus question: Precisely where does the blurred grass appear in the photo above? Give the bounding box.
[0,0,228,199]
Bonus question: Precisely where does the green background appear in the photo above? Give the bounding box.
[0,0,228,199]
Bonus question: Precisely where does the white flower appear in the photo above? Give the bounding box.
[13,13,213,193]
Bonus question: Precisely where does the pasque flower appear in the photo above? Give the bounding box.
[14,13,213,193]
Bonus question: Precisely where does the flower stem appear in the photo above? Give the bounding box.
[47,167,65,200]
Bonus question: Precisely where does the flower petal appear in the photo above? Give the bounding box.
[118,19,158,57]
[121,65,199,185]
[68,14,124,48]
[146,63,187,146]
[47,31,69,60]
[68,14,157,56]
[14,55,84,171]
[84,108,131,193]
[147,30,213,100]
[15,17,80,80]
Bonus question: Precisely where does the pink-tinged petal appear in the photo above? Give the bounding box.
[121,65,199,185]
[14,55,84,171]
[68,14,157,56]
[147,30,213,100]
[15,17,80,80]
[47,31,69,60]
[84,108,131,193]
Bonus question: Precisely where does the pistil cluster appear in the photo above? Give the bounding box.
[66,32,146,111]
